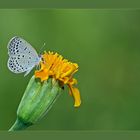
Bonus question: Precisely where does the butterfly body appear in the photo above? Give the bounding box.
[7,36,41,76]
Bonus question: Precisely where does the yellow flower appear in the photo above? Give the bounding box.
[35,51,81,107]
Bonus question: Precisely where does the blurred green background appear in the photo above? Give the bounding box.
[0,9,140,130]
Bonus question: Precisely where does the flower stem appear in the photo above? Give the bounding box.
[9,118,32,131]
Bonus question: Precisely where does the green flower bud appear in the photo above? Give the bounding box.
[9,76,62,131]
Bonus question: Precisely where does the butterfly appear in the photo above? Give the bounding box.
[7,36,41,76]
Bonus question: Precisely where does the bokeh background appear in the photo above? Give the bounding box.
[0,9,140,130]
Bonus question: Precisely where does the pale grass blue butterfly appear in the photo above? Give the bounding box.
[7,36,41,76]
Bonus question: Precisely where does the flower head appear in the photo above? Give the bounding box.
[35,51,81,107]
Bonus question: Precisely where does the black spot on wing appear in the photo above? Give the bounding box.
[8,37,23,55]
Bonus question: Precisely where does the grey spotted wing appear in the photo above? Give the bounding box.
[7,36,41,75]
[7,36,38,59]
[7,53,38,73]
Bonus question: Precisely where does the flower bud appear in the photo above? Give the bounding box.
[9,76,62,131]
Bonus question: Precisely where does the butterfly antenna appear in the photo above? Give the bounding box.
[39,42,46,55]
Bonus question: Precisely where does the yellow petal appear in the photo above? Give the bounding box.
[69,85,81,107]
[73,88,81,107]
[35,68,49,82]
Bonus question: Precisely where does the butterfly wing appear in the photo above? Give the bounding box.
[8,53,37,74]
[7,36,38,57]
[7,36,41,75]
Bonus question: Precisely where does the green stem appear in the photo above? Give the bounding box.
[9,118,32,131]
